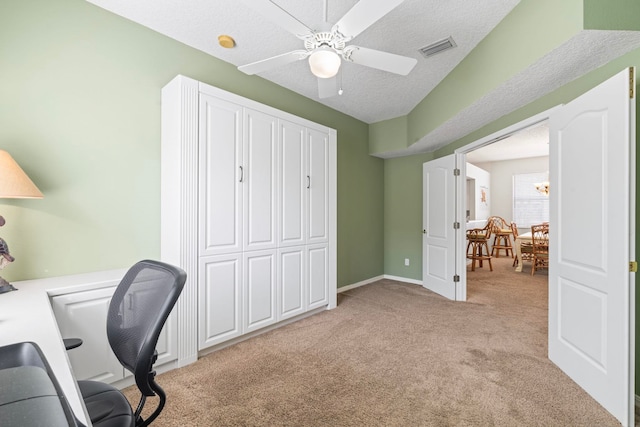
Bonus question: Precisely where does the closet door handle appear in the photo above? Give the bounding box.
[306,175,311,189]
[239,166,244,183]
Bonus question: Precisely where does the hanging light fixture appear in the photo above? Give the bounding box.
[308,47,341,78]
[534,172,550,196]
[534,181,550,196]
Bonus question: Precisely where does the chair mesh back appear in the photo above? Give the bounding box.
[107,260,186,395]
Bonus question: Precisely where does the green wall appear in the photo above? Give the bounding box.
[383,153,431,277]
[0,0,383,287]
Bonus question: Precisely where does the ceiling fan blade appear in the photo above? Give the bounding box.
[332,0,404,40]
[317,76,338,99]
[347,46,417,76]
[238,50,309,75]
[241,0,313,38]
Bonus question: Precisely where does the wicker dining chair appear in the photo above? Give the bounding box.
[466,224,493,271]
[531,223,550,275]
[487,216,513,258]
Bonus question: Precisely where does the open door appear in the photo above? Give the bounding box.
[549,68,635,425]
[423,154,459,300]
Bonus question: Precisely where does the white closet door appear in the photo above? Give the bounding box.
[307,244,329,309]
[199,254,242,349]
[199,94,243,256]
[244,108,278,251]
[307,128,329,244]
[278,246,306,320]
[244,250,277,332]
[278,120,306,247]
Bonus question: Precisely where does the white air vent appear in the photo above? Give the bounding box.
[419,36,457,58]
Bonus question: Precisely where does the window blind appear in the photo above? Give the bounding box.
[512,172,549,227]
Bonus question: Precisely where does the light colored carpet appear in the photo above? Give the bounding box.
[124,257,621,426]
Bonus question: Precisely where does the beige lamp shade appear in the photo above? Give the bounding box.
[0,150,43,198]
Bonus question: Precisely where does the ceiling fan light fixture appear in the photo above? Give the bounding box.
[308,47,341,78]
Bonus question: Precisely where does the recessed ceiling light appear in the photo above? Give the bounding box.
[218,35,236,49]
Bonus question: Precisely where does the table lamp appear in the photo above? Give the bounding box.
[0,150,43,293]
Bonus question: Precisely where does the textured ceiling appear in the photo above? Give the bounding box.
[379,30,640,158]
[85,0,521,124]
[85,1,640,157]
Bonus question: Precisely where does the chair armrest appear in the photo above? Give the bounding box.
[62,338,83,351]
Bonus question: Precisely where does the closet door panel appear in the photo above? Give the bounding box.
[244,250,277,332]
[244,108,278,251]
[278,120,306,247]
[278,246,306,320]
[199,254,242,349]
[307,244,329,310]
[307,128,329,244]
[199,94,243,256]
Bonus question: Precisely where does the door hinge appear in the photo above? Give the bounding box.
[453,275,460,282]
[453,168,460,176]
[453,222,460,229]
[630,67,635,99]
[630,261,637,273]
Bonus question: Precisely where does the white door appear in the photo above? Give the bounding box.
[199,94,243,256]
[244,108,278,251]
[549,68,635,425]
[422,155,458,300]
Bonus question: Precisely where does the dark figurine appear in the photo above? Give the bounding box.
[0,215,17,293]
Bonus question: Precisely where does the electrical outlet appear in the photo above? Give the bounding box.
[404,258,410,266]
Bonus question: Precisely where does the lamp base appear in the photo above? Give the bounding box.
[0,277,17,294]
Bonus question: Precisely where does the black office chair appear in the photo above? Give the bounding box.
[77,260,186,427]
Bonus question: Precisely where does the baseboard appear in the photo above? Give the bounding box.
[338,275,384,293]
[337,274,424,294]
[383,274,423,286]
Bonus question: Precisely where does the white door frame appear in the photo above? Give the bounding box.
[453,106,561,302]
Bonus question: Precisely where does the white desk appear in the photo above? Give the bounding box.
[0,269,126,426]
[514,232,532,272]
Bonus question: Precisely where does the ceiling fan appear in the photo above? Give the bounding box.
[238,0,417,98]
